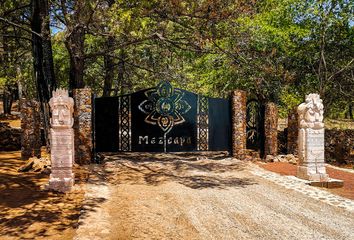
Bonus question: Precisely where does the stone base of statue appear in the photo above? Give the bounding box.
[297,128,329,181]
[297,166,329,182]
[47,172,75,192]
[308,178,344,188]
[47,128,75,192]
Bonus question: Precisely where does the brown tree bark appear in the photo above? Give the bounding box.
[66,26,85,90]
[103,35,115,97]
[117,50,126,95]
[3,85,16,114]
[40,0,56,94]
[60,0,89,92]
[1,35,12,114]
[31,0,57,149]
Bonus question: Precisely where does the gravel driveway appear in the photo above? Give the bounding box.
[75,153,354,240]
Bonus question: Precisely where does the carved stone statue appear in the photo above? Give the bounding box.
[47,89,75,192]
[297,93,328,181]
[297,93,324,129]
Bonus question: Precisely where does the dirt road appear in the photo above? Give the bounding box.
[75,153,354,240]
[0,151,86,240]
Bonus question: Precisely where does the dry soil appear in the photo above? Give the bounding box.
[74,152,354,240]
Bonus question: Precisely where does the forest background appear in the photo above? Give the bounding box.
[0,0,353,119]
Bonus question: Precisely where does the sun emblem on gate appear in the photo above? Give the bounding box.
[138,81,191,133]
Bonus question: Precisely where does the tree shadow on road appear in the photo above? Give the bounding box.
[100,152,257,190]
[0,151,103,239]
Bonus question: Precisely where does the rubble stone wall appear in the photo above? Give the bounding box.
[0,122,21,151]
[73,88,92,165]
[287,107,298,155]
[279,128,353,165]
[325,129,354,165]
[20,99,41,159]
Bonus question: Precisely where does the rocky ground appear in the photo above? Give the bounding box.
[74,152,354,240]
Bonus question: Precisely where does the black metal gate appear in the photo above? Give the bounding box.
[246,97,265,156]
[94,81,231,153]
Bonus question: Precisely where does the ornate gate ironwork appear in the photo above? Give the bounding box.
[246,98,265,156]
[94,81,231,153]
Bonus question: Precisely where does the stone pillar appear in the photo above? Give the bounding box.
[73,88,92,165]
[297,94,328,181]
[20,99,41,160]
[264,102,278,156]
[287,107,298,155]
[47,89,75,192]
[231,90,247,158]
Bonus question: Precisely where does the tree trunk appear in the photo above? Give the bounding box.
[3,87,13,115]
[103,0,116,96]
[103,36,115,97]
[40,0,56,94]
[66,26,85,92]
[348,103,353,119]
[32,0,46,102]
[31,0,57,150]
[1,34,13,115]
[117,49,126,94]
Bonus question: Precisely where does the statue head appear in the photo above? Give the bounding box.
[298,93,324,129]
[49,89,74,128]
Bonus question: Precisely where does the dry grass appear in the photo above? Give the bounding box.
[325,119,354,130]
[278,118,354,130]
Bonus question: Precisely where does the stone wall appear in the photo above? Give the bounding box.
[325,129,354,165]
[0,122,21,151]
[277,128,287,154]
[20,99,41,160]
[287,107,298,155]
[264,102,278,156]
[231,90,247,159]
[73,88,92,165]
[279,128,353,165]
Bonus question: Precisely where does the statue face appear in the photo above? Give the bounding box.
[49,89,74,128]
[52,104,72,126]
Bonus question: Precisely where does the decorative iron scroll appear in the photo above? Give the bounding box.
[197,95,209,151]
[138,81,191,133]
[118,95,131,151]
[138,81,191,152]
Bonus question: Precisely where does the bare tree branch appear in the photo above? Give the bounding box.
[0,34,33,42]
[0,16,41,37]
[328,58,354,81]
